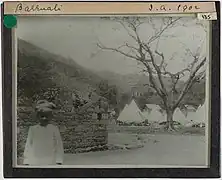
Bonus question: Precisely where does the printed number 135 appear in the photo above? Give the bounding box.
[198,12,217,20]
[202,14,211,20]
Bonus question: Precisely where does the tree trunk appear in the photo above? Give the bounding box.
[165,110,175,131]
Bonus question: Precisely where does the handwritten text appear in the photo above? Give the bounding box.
[15,3,62,13]
[148,3,200,12]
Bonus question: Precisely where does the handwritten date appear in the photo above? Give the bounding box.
[148,4,200,12]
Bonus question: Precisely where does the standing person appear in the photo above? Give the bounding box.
[23,100,64,166]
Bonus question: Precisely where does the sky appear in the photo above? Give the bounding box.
[16,16,208,76]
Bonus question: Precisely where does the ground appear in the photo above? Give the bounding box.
[17,125,207,167]
[63,133,207,167]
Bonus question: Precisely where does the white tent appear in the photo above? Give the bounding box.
[145,104,161,111]
[181,104,196,118]
[184,102,207,127]
[117,100,144,123]
[185,111,196,127]
[193,102,206,127]
[173,108,188,126]
[117,104,129,122]
[142,111,150,121]
[144,104,166,123]
[185,105,196,112]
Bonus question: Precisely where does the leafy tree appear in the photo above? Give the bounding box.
[107,85,118,106]
[96,80,118,107]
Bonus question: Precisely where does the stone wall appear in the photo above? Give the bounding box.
[17,107,109,160]
[54,112,108,153]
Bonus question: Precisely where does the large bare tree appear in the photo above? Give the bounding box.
[97,17,207,131]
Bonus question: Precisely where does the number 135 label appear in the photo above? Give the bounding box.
[197,12,217,20]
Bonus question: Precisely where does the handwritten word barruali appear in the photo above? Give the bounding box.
[4,2,216,15]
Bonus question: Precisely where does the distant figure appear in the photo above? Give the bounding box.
[23,100,64,166]
[109,109,117,131]
[110,109,116,118]
[98,112,102,120]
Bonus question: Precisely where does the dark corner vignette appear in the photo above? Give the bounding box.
[2,1,220,178]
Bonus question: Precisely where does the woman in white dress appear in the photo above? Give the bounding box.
[23,100,64,166]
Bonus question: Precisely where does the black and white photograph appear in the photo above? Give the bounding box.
[15,15,210,168]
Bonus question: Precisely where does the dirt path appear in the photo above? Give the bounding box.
[63,134,207,167]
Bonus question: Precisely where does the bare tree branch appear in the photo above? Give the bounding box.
[154,50,164,68]
[120,20,168,100]
[97,43,140,60]
[117,20,137,41]
[121,20,171,104]
[147,18,181,45]
[173,57,206,109]
[141,43,168,97]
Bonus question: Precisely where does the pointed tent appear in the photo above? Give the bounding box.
[117,104,129,122]
[142,104,153,120]
[173,108,188,125]
[145,104,160,113]
[144,104,166,123]
[185,105,196,112]
[185,110,196,120]
[193,102,206,127]
[181,104,196,118]
[142,110,150,121]
[117,99,144,123]
[185,104,197,119]
[185,111,197,127]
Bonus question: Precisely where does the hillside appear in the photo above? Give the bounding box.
[18,39,104,107]
[18,39,103,86]
[17,39,205,109]
[97,71,204,93]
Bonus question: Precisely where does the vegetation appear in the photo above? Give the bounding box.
[96,80,118,108]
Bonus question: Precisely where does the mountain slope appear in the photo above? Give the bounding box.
[18,39,103,86]
[18,39,104,106]
[18,39,205,109]
[97,70,204,93]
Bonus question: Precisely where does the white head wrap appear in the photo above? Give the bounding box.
[35,100,56,112]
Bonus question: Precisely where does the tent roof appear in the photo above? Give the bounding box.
[117,99,144,123]
[184,104,196,109]
[173,108,189,125]
[146,104,161,110]
[186,102,206,124]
